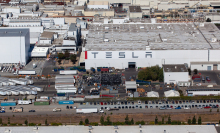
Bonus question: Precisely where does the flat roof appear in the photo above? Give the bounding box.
[163,64,187,72]
[0,125,217,133]
[87,1,108,5]
[32,47,49,53]
[129,6,142,12]
[40,31,54,39]
[191,61,220,65]
[0,28,29,37]
[86,23,220,51]
[69,23,77,31]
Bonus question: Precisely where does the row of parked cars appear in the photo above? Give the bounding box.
[158,104,219,110]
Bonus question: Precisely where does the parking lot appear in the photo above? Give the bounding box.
[23,59,46,75]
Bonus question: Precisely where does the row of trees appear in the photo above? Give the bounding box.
[57,50,77,65]
[138,65,163,81]
[155,115,202,125]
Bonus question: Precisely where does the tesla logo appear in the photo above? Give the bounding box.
[91,52,152,58]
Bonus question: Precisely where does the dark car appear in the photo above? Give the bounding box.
[9,107,12,110]
[0,110,5,113]
[29,110,35,112]
[70,106,73,109]
[66,106,69,109]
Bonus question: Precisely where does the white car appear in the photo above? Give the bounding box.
[73,106,77,109]
[184,107,190,110]
[197,106,202,109]
[2,107,5,110]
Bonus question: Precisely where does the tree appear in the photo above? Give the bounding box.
[58,59,62,65]
[193,69,198,74]
[25,120,28,126]
[45,119,47,126]
[64,50,70,58]
[0,118,2,124]
[218,108,219,112]
[188,119,191,125]
[178,90,183,96]
[8,117,10,124]
[210,109,212,112]
[162,117,164,124]
[192,116,196,124]
[188,68,191,75]
[106,116,111,125]
[100,116,104,125]
[79,120,83,125]
[198,116,202,125]
[158,68,164,82]
[206,18,211,22]
[168,115,171,124]
[125,115,129,125]
[85,118,89,124]
[131,118,134,125]
[58,53,65,59]
[70,54,77,64]
[155,116,158,124]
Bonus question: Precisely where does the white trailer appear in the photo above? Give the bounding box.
[18,71,36,75]
[60,70,77,75]
[76,108,98,113]
[57,89,77,93]
[55,75,74,79]
[28,85,43,92]
[9,79,27,85]
[18,100,31,105]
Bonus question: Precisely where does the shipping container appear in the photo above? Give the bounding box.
[18,100,31,105]
[60,70,77,75]
[57,93,65,96]
[1,102,16,106]
[55,75,74,79]
[34,101,50,105]
[69,98,85,101]
[58,100,74,104]
[18,71,36,75]
[101,68,109,72]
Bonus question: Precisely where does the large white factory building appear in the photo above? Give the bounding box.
[0,29,30,65]
[83,22,220,70]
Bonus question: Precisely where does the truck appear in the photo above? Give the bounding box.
[12,108,23,113]
[33,63,37,69]
[107,107,119,111]
[18,100,31,105]
[18,70,36,75]
[76,108,98,113]
[53,108,61,112]
[60,70,77,75]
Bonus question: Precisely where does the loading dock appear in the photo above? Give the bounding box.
[128,62,136,68]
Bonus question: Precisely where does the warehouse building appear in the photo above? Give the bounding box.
[0,28,30,65]
[187,86,220,96]
[83,22,220,70]
[191,61,220,71]
[129,6,142,18]
[163,64,188,84]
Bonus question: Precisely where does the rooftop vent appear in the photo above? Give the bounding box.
[114,126,118,129]
[104,39,109,42]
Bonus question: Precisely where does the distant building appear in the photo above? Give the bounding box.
[87,1,109,9]
[129,6,142,18]
[0,29,30,65]
[163,64,188,84]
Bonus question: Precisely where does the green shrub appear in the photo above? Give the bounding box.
[28,123,36,126]
[51,123,62,126]
[3,124,7,126]
[18,124,22,126]
[112,121,125,125]
[10,123,17,126]
[38,123,41,126]
[136,121,146,125]
[89,122,98,126]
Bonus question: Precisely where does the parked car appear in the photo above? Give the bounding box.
[204,106,211,109]
[175,107,181,109]
[66,106,69,109]
[184,107,190,110]
[197,106,203,109]
[29,110,35,112]
[159,107,166,110]
[9,107,12,110]
[166,107,172,110]
[0,110,5,113]
[70,106,73,109]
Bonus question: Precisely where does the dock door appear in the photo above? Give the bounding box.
[128,62,136,68]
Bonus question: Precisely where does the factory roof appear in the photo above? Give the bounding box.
[87,1,108,5]
[129,6,142,12]
[163,64,187,72]
[191,61,220,64]
[0,125,217,133]
[0,28,29,37]
[69,23,77,31]
[85,22,220,51]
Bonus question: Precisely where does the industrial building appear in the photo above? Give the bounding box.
[87,1,109,9]
[187,86,220,96]
[0,29,30,65]
[83,21,220,70]
[0,125,217,133]
[163,64,188,84]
